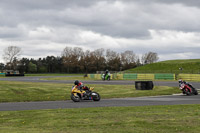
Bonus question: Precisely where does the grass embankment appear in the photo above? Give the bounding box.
[126,59,200,74]
[0,105,200,133]
[0,81,180,102]
[25,73,84,76]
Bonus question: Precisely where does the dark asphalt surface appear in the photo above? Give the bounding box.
[1,76,200,87]
[1,95,200,111]
[0,76,200,111]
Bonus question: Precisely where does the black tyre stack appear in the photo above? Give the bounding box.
[135,81,154,90]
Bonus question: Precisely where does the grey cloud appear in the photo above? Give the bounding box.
[1,0,200,62]
[134,0,200,8]
[1,0,200,39]
[157,0,200,8]
[57,0,200,38]
[0,0,98,10]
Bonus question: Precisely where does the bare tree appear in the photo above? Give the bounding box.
[121,50,137,70]
[106,49,119,62]
[79,50,91,73]
[62,46,84,59]
[92,48,106,71]
[3,46,22,69]
[121,50,136,64]
[61,47,72,57]
[62,46,84,73]
[141,52,159,64]
[106,49,121,71]
[3,46,21,63]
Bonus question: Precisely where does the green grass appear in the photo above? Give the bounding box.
[0,81,69,102]
[0,74,5,78]
[0,73,84,78]
[40,76,91,81]
[126,59,200,74]
[25,73,84,76]
[0,105,200,133]
[0,81,180,102]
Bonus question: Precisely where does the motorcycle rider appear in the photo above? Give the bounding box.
[74,80,90,96]
[74,80,84,90]
[178,79,183,87]
[104,69,110,79]
[178,79,192,93]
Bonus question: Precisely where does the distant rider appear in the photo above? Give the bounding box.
[104,69,109,79]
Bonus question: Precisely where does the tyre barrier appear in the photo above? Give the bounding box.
[135,81,154,90]
[5,73,24,76]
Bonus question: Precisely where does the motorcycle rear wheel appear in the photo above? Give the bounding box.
[193,89,198,95]
[92,92,101,101]
[191,86,198,95]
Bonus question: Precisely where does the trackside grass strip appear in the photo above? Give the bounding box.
[25,73,83,76]
[0,105,200,133]
[40,76,92,81]
[0,81,180,102]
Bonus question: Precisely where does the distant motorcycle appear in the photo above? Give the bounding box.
[102,73,111,81]
[71,86,101,102]
[179,80,198,95]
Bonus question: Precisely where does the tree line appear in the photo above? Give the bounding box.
[1,46,159,73]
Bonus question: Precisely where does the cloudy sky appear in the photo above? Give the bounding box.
[1,0,200,63]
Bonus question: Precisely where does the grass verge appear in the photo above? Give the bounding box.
[0,74,84,79]
[25,73,84,76]
[0,105,200,133]
[40,76,91,81]
[126,59,200,74]
[0,81,180,102]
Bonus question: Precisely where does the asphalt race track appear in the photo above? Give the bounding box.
[1,76,200,87]
[0,76,200,111]
[1,95,200,111]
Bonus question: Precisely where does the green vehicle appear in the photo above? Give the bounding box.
[102,73,111,81]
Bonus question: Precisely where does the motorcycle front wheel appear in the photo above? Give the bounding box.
[71,93,81,102]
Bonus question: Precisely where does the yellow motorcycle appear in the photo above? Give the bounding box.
[71,86,101,102]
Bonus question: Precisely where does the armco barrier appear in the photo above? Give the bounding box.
[89,74,113,80]
[116,74,123,80]
[88,73,199,81]
[112,73,122,80]
[137,74,154,80]
[88,74,95,79]
[178,74,200,81]
[5,73,24,76]
[155,74,175,80]
[95,74,102,80]
[123,73,137,80]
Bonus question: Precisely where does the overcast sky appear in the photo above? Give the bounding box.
[1,0,200,63]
